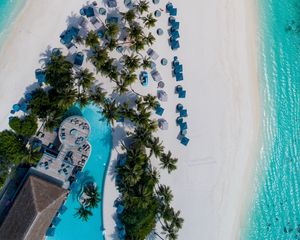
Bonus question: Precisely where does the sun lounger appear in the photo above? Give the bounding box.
[68,43,77,55]
[147,48,159,60]
[124,0,132,8]
[35,69,46,84]
[74,52,84,66]
[178,90,186,98]
[151,70,162,82]
[60,27,80,45]
[83,7,95,17]
[170,30,180,39]
[171,21,180,30]
[166,3,174,12]
[169,8,177,16]
[180,136,190,146]
[176,72,184,81]
[170,39,180,50]
[175,85,183,93]
[180,122,188,131]
[107,0,117,8]
[91,18,102,30]
[180,109,188,117]
[20,102,28,112]
[169,16,175,25]
[174,64,183,73]
[155,106,165,116]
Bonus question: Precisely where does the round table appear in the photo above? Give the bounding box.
[153,0,160,4]
[158,81,165,88]
[157,28,164,36]
[154,10,161,17]
[99,8,106,15]
[161,58,168,66]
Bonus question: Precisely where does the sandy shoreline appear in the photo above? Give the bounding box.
[0,0,260,239]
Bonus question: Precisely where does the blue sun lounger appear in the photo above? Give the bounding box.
[155,106,165,116]
[174,64,183,73]
[176,72,184,81]
[84,7,95,17]
[180,136,190,146]
[74,52,84,66]
[60,27,80,45]
[180,109,188,117]
[170,39,180,50]
[108,0,117,8]
[178,89,186,98]
[166,3,174,12]
[35,69,46,84]
[170,30,180,39]
[171,21,180,30]
[180,122,187,131]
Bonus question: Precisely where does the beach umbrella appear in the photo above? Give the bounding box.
[158,90,168,102]
[159,119,169,130]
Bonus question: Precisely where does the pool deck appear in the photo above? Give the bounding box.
[35,116,91,189]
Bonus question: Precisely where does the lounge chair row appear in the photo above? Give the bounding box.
[176,103,190,146]
[167,3,180,50]
[172,56,183,81]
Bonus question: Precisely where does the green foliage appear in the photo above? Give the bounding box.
[74,205,93,222]
[85,31,100,48]
[0,130,27,165]
[44,52,74,93]
[9,114,38,137]
[105,23,120,40]
[142,13,157,28]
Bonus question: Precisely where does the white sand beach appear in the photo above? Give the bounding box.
[0,0,259,239]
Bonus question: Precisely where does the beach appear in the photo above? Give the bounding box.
[0,0,260,239]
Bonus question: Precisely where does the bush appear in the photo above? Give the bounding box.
[9,114,38,137]
[0,130,27,165]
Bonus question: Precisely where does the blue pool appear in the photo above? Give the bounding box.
[47,103,112,240]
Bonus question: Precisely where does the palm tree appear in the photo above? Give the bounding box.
[106,38,118,51]
[142,13,157,28]
[23,145,42,164]
[160,151,178,173]
[170,210,184,230]
[131,39,146,52]
[135,0,150,15]
[102,100,119,126]
[105,23,120,40]
[89,86,106,106]
[77,93,89,108]
[75,68,95,93]
[144,32,155,46]
[121,9,136,24]
[143,94,159,110]
[89,47,109,72]
[157,184,173,205]
[74,205,93,221]
[85,31,100,48]
[124,54,141,72]
[148,137,164,158]
[83,184,101,208]
[56,89,77,110]
[128,23,143,40]
[141,56,152,70]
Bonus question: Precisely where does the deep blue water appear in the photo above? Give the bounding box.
[245,0,300,239]
[47,104,112,240]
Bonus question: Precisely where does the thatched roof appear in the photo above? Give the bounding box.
[0,174,67,240]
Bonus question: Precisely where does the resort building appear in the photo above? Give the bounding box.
[0,173,67,240]
[0,116,92,239]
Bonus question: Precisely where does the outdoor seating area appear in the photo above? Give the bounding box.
[35,116,91,189]
[167,3,180,50]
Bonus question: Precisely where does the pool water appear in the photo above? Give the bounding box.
[47,103,112,240]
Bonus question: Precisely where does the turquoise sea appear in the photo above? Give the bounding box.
[0,0,25,48]
[245,0,300,239]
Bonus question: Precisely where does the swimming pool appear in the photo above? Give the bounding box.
[47,103,112,240]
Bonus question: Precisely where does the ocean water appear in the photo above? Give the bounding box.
[245,0,300,239]
[0,0,26,47]
[47,104,112,240]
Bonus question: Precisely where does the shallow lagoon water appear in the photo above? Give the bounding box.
[245,0,300,239]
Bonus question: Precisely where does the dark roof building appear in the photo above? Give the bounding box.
[0,174,67,240]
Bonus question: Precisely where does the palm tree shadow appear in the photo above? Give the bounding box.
[39,45,56,66]
[66,12,81,27]
[108,158,117,180]
[111,125,126,148]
